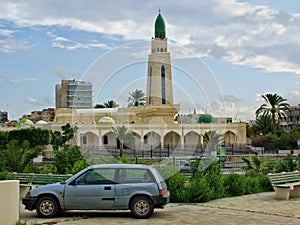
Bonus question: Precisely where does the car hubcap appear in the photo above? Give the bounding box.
[135,200,149,215]
[40,200,54,215]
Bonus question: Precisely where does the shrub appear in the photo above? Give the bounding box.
[165,171,189,203]
[222,174,247,197]
[188,176,213,202]
[275,154,298,172]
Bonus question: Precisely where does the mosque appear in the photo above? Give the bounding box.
[54,12,246,155]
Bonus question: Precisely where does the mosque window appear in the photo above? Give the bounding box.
[149,67,152,104]
[161,65,166,104]
[160,47,163,52]
[82,135,87,145]
[144,135,148,144]
[165,48,167,52]
[157,47,159,52]
[103,135,108,145]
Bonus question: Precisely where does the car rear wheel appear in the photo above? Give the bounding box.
[36,196,59,218]
[130,196,154,219]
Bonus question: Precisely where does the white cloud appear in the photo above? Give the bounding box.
[0,0,299,73]
[287,91,300,106]
[0,39,30,53]
[46,32,110,50]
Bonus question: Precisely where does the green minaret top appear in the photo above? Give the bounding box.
[154,11,166,39]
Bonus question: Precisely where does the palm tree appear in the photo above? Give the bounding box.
[255,93,290,134]
[112,125,133,157]
[254,115,273,135]
[128,89,146,107]
[203,130,223,152]
[95,100,119,108]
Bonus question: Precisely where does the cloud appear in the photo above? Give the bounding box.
[46,32,110,50]
[1,0,300,73]
[0,39,30,53]
[223,94,242,103]
[25,97,45,107]
[286,91,300,106]
[0,75,22,84]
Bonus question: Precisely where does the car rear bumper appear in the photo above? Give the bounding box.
[22,196,37,211]
[152,191,170,208]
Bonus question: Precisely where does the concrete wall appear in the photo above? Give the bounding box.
[0,180,19,225]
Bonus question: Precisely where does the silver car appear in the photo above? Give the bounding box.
[22,164,170,219]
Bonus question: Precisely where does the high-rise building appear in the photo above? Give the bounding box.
[280,104,300,131]
[56,79,93,109]
[0,111,8,123]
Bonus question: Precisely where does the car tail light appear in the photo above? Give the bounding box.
[159,189,165,196]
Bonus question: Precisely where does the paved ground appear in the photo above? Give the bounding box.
[20,192,300,225]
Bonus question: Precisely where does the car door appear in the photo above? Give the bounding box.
[64,168,116,210]
[114,168,156,208]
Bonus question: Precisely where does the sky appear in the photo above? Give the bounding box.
[0,0,300,122]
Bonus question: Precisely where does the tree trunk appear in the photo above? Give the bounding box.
[120,142,124,157]
[271,112,276,134]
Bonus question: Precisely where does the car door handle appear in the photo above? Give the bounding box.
[104,186,111,190]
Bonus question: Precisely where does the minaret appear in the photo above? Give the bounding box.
[134,11,179,124]
[146,11,174,106]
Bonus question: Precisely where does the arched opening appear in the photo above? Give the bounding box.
[144,132,161,150]
[161,65,166,104]
[124,132,141,150]
[81,132,99,152]
[164,131,180,149]
[103,135,108,145]
[102,132,116,149]
[184,131,201,149]
[149,67,152,104]
[224,131,237,146]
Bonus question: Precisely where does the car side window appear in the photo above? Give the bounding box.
[75,168,116,185]
[118,169,154,183]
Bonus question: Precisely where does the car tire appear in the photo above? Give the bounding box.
[130,196,154,219]
[36,196,60,218]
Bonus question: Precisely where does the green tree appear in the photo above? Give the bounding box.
[112,125,133,157]
[0,140,44,172]
[128,89,146,107]
[53,146,83,174]
[95,100,119,108]
[255,93,290,134]
[50,123,74,151]
[254,115,273,135]
[7,128,50,147]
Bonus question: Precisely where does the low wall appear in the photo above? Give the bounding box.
[0,180,19,225]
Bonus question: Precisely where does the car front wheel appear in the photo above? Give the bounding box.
[130,196,154,219]
[36,196,60,218]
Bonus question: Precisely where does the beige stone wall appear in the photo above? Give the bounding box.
[0,180,19,225]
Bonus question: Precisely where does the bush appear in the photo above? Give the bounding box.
[165,171,189,203]
[222,174,247,197]
[275,154,298,172]
[188,176,214,202]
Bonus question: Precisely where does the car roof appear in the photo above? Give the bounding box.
[88,164,152,170]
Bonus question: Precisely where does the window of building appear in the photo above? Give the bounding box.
[82,135,87,145]
[103,135,108,145]
[149,67,152,104]
[161,65,166,104]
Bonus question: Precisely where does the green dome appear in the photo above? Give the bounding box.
[198,114,215,123]
[154,13,166,39]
